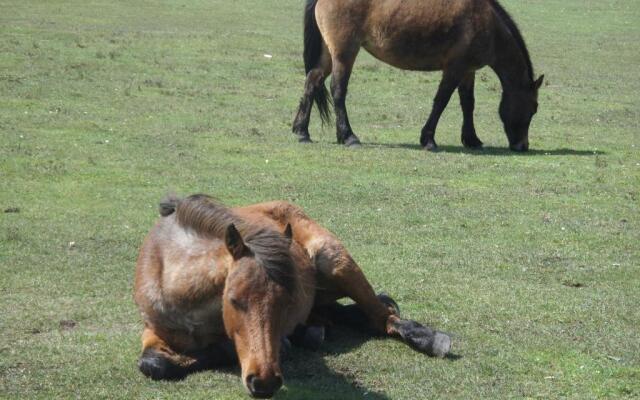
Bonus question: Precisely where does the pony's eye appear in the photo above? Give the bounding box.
[230,298,248,312]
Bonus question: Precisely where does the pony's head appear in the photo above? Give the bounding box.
[499,75,544,152]
[222,223,295,399]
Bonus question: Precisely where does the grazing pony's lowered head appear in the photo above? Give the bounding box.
[491,0,544,152]
[499,74,543,152]
[165,194,296,398]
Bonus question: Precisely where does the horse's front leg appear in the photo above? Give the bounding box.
[138,326,236,380]
[458,72,483,149]
[138,326,197,380]
[420,70,463,151]
[331,53,361,146]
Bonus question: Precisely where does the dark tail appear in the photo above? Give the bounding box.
[159,194,180,217]
[303,0,331,125]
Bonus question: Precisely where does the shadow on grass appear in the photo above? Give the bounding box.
[179,323,458,399]
[168,300,460,398]
[163,325,391,398]
[362,142,605,156]
[277,327,392,399]
[277,323,462,399]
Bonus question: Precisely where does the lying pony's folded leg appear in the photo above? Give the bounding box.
[138,327,237,380]
[138,327,195,381]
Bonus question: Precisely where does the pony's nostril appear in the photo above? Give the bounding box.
[246,374,257,391]
[246,373,282,398]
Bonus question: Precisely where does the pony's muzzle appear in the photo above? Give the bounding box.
[246,373,283,399]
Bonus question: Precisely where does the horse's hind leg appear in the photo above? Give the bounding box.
[331,52,361,146]
[324,294,448,356]
[254,202,451,357]
[292,51,332,142]
[315,248,450,356]
[420,69,464,151]
[459,72,483,149]
[315,250,393,332]
[320,293,399,332]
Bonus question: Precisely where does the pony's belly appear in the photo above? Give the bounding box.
[362,24,466,72]
[363,44,443,71]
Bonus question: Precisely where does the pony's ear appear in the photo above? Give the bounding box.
[225,223,246,260]
[284,223,293,240]
[533,75,544,90]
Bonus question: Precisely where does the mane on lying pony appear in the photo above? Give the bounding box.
[159,194,295,293]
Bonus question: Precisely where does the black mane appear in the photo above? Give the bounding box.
[490,0,534,83]
[159,194,295,293]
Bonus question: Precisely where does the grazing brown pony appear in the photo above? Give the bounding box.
[292,0,544,151]
[135,194,451,398]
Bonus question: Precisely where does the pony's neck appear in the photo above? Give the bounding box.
[490,25,532,92]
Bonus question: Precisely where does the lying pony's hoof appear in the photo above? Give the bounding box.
[429,331,452,358]
[138,348,187,381]
[303,325,325,351]
[289,325,325,351]
[390,318,451,358]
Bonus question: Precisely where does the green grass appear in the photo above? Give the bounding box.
[1,0,639,398]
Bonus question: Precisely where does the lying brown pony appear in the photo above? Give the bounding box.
[134,194,451,398]
[292,0,544,151]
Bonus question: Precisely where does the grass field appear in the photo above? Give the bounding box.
[1,0,639,398]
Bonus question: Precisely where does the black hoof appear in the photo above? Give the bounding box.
[423,141,438,152]
[461,135,483,149]
[426,331,451,358]
[393,319,451,358]
[344,135,361,147]
[303,326,325,350]
[138,348,187,381]
[289,325,325,351]
[420,130,437,150]
[294,131,313,143]
[510,143,529,152]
